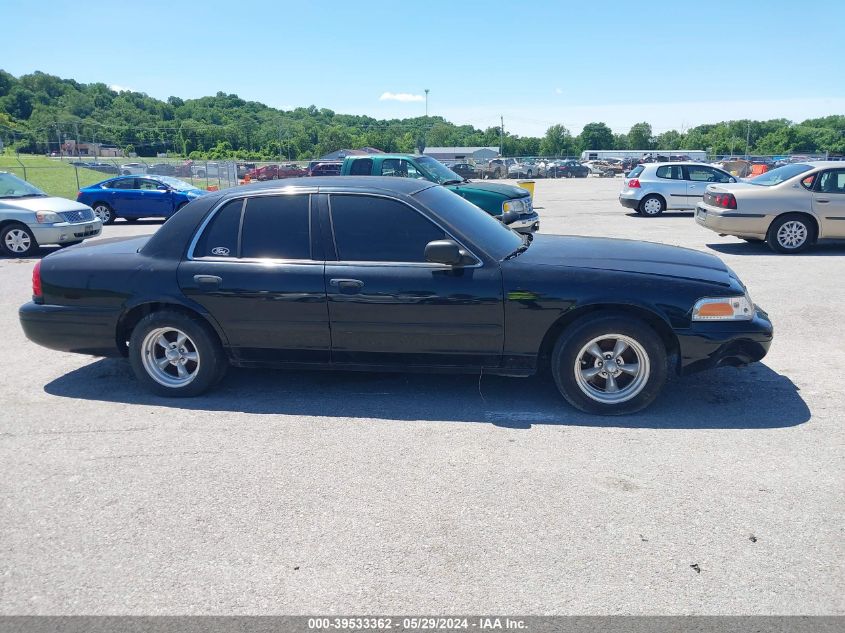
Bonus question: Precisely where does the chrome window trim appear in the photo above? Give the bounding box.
[325,191,483,268]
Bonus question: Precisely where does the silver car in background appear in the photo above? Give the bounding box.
[0,172,102,257]
[619,162,737,216]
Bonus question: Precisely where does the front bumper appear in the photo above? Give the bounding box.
[31,219,102,245]
[676,307,773,375]
[19,301,122,357]
[507,212,540,233]
[618,193,641,209]
[695,204,769,239]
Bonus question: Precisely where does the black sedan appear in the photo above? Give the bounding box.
[548,160,590,178]
[449,163,481,179]
[19,177,773,415]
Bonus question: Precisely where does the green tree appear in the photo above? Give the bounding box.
[627,122,653,149]
[539,124,572,156]
[578,122,614,150]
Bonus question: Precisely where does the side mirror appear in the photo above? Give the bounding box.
[156,184,169,191]
[501,210,520,225]
[728,177,737,183]
[425,239,474,266]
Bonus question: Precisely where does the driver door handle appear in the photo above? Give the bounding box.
[816,199,830,203]
[329,278,364,293]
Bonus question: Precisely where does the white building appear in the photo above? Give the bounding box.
[422,146,500,162]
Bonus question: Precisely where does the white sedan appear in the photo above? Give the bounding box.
[695,161,845,253]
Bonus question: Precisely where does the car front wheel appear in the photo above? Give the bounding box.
[129,310,227,397]
[767,214,815,254]
[551,314,667,415]
[1,223,38,257]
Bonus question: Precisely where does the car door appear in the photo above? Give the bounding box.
[178,192,330,363]
[685,165,732,206]
[321,192,504,367]
[104,177,137,215]
[813,168,845,238]
[654,164,687,208]
[136,178,175,218]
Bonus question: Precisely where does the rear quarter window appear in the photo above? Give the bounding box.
[627,165,644,178]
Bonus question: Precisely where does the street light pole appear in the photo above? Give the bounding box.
[424,89,429,117]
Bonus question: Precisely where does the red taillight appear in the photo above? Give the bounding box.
[628,178,641,188]
[712,193,737,209]
[32,260,42,300]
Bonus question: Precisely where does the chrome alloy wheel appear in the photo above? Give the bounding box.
[93,205,112,222]
[141,327,201,388]
[573,334,650,404]
[776,220,808,249]
[4,228,32,253]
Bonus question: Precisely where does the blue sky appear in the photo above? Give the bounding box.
[2,0,843,136]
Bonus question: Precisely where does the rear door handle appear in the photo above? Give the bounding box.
[193,274,222,290]
[329,278,364,292]
[816,199,830,203]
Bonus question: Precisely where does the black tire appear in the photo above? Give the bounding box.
[92,202,116,225]
[0,222,38,257]
[551,313,668,415]
[128,310,228,397]
[766,213,816,254]
[638,194,665,216]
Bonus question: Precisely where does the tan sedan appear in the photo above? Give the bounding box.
[695,161,845,253]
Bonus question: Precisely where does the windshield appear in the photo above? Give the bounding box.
[415,185,523,261]
[749,163,813,186]
[416,156,464,184]
[156,176,199,191]
[0,172,47,199]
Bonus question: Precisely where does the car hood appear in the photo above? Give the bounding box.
[513,234,733,285]
[0,196,92,213]
[450,181,530,198]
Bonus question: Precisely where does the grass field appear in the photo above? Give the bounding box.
[0,154,238,200]
[0,155,109,199]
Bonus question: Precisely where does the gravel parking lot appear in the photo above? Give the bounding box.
[1,177,843,615]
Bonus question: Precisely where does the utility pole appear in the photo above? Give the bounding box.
[745,121,751,159]
[500,115,504,156]
[74,122,80,157]
[424,89,429,117]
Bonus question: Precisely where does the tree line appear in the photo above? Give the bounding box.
[1,70,843,159]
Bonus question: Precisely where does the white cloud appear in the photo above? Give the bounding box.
[555,88,563,95]
[109,84,133,93]
[379,92,425,103]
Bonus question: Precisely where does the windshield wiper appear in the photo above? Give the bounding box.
[441,179,464,186]
[0,193,47,199]
[503,233,532,260]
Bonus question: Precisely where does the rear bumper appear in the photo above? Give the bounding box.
[695,204,770,238]
[19,302,122,356]
[677,307,773,375]
[618,194,640,209]
[31,219,102,245]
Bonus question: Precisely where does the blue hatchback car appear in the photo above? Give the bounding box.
[77,175,208,224]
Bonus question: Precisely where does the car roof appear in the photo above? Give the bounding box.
[221,176,437,196]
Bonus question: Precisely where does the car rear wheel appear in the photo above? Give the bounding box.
[638,195,665,216]
[92,203,115,225]
[551,314,667,415]
[767,214,815,254]
[1,223,38,257]
[129,310,227,397]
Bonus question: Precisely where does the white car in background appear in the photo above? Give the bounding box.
[120,162,147,175]
[695,161,845,253]
[619,162,737,216]
[0,171,102,257]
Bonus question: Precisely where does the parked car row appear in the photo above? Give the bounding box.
[618,160,845,253]
[445,158,592,180]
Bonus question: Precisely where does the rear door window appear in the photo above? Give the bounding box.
[655,165,683,179]
[240,195,311,260]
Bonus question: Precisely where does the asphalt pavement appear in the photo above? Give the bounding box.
[0,178,842,615]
